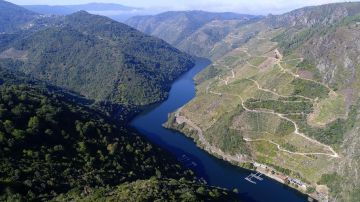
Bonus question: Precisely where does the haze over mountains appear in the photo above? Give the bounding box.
[126,11,263,59]
[22,3,159,22]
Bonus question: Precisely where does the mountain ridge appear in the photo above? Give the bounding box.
[0,0,40,33]
[126,11,262,59]
[0,10,195,107]
[23,3,138,15]
[22,2,144,22]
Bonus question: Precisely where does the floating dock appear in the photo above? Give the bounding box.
[245,172,263,184]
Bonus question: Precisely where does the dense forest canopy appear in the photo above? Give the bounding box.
[0,10,195,107]
[0,67,236,201]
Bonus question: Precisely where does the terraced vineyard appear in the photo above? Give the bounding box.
[166,20,360,201]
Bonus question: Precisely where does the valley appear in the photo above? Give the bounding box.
[132,58,308,202]
[1,0,360,201]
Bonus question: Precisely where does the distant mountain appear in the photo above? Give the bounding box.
[64,3,136,11]
[127,11,253,44]
[24,3,138,15]
[126,11,262,59]
[23,3,143,22]
[22,5,74,15]
[0,10,194,107]
[0,0,39,33]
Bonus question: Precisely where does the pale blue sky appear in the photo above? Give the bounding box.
[6,0,352,14]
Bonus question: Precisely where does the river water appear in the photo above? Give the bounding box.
[131,58,308,202]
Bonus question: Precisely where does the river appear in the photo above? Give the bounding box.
[131,58,308,202]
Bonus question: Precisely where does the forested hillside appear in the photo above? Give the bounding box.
[0,1,238,201]
[0,10,194,107]
[0,0,39,33]
[0,67,236,201]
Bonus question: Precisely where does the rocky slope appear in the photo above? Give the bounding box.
[266,2,360,28]
[165,2,360,201]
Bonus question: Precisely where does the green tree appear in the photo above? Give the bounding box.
[78,141,87,152]
[107,143,118,155]
[196,186,206,195]
[12,129,26,140]
[0,132,5,143]
[4,120,14,133]
[27,116,40,133]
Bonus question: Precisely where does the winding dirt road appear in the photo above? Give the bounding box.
[203,49,340,158]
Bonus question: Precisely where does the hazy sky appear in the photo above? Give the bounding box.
[6,0,352,14]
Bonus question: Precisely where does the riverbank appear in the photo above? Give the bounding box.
[132,58,309,202]
[165,110,326,202]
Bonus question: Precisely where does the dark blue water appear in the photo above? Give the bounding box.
[131,58,308,202]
